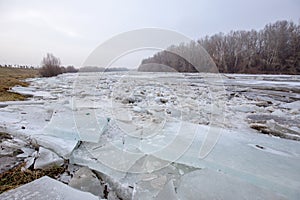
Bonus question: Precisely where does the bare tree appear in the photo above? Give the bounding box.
[139,20,300,74]
[39,53,62,77]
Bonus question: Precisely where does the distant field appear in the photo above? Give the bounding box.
[0,67,39,101]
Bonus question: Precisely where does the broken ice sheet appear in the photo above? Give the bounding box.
[279,100,300,110]
[155,179,177,200]
[247,114,300,141]
[23,155,35,169]
[129,162,179,200]
[73,120,199,174]
[112,104,133,122]
[175,125,300,199]
[31,134,78,159]
[114,118,166,141]
[176,169,286,200]
[125,161,197,200]
[0,176,99,200]
[68,166,104,197]
[70,143,128,181]
[73,109,108,142]
[34,147,64,169]
[43,107,107,142]
[79,141,144,172]
[10,86,55,99]
[16,147,35,158]
[72,116,300,198]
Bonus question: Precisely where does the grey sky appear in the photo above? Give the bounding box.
[0,0,299,68]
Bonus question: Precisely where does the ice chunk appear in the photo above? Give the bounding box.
[70,144,128,181]
[132,106,143,113]
[77,141,144,172]
[94,171,133,200]
[126,161,182,200]
[0,176,99,200]
[43,108,108,142]
[17,147,35,158]
[73,110,108,142]
[113,105,133,122]
[32,134,78,159]
[271,109,286,117]
[0,101,44,107]
[58,172,72,184]
[247,114,299,127]
[121,159,190,200]
[0,156,23,173]
[232,104,260,113]
[34,147,64,169]
[175,125,300,199]
[10,86,55,99]
[249,120,300,141]
[279,101,300,110]
[42,108,79,141]
[176,169,286,200]
[69,166,104,197]
[107,191,120,200]
[23,151,37,169]
[155,179,178,200]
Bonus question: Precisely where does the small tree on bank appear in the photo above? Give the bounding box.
[66,65,78,73]
[39,53,62,77]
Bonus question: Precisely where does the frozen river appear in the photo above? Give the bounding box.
[0,72,300,199]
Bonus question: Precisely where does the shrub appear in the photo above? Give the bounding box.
[66,66,78,73]
[39,53,63,77]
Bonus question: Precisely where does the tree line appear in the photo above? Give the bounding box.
[79,66,129,72]
[39,54,129,77]
[0,54,79,77]
[0,64,35,69]
[139,20,300,74]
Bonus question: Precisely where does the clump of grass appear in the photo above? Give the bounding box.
[0,67,39,101]
[0,132,12,142]
[0,162,65,194]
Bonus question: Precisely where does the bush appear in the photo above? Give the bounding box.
[66,66,78,73]
[39,53,63,77]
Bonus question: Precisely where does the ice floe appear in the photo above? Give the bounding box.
[34,147,64,169]
[0,176,99,200]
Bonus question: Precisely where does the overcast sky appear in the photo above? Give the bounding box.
[0,0,299,68]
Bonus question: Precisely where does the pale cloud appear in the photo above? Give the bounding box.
[0,0,299,67]
[3,9,81,39]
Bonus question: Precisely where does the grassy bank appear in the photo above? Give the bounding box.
[0,67,39,101]
[0,163,65,194]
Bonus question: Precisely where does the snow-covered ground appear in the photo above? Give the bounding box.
[0,72,300,199]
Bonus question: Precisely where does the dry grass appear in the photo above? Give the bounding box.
[0,67,39,101]
[0,68,66,194]
[0,162,65,194]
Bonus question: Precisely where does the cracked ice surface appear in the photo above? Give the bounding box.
[0,176,99,200]
[1,72,300,199]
